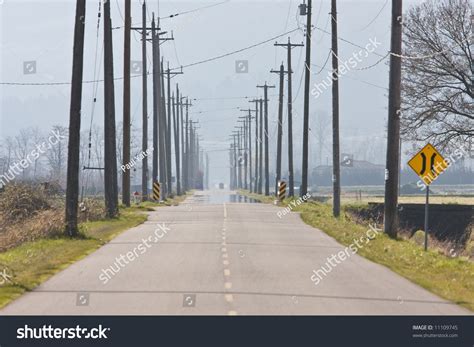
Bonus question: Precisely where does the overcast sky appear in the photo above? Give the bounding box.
[0,0,426,186]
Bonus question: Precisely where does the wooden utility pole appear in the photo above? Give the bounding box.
[238,116,248,189]
[159,58,168,199]
[301,0,313,197]
[131,2,152,202]
[122,0,131,207]
[271,64,287,197]
[151,16,159,194]
[182,98,193,191]
[258,98,264,194]
[149,16,172,200]
[165,64,183,195]
[247,110,253,193]
[249,99,259,193]
[331,0,341,217]
[229,144,234,189]
[234,129,243,189]
[275,38,303,197]
[173,85,181,195]
[384,0,403,237]
[104,0,119,217]
[240,108,255,192]
[180,97,186,192]
[140,2,148,201]
[206,153,209,189]
[189,121,200,188]
[258,83,275,196]
[229,136,237,189]
[65,0,86,236]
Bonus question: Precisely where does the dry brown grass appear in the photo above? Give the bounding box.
[0,184,105,252]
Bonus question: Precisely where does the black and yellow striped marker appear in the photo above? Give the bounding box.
[278,181,287,201]
[153,181,161,201]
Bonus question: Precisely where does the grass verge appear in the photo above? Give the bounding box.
[0,194,190,310]
[241,190,474,312]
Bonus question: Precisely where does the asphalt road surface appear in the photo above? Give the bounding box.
[1,190,469,315]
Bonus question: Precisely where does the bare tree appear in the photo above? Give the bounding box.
[45,125,68,186]
[311,110,330,167]
[14,129,33,179]
[401,0,473,150]
[30,127,44,179]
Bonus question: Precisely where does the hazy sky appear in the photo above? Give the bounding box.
[0,0,426,185]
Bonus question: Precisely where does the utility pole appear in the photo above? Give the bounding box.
[331,0,341,217]
[240,108,255,192]
[159,59,168,199]
[249,99,259,193]
[141,2,148,201]
[173,85,181,195]
[149,16,172,200]
[229,139,237,189]
[275,38,303,197]
[122,0,131,207]
[238,116,248,190]
[131,2,151,202]
[206,153,209,189]
[258,83,275,196]
[229,144,233,189]
[271,64,287,197]
[301,0,313,198]
[234,129,243,189]
[151,16,159,195]
[189,120,200,188]
[65,0,86,236]
[182,98,193,191]
[187,122,194,189]
[258,98,264,194]
[179,97,186,192]
[165,64,183,195]
[104,0,119,217]
[384,0,403,237]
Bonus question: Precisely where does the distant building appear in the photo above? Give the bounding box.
[311,160,385,186]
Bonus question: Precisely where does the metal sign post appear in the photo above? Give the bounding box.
[408,143,448,252]
[424,186,429,251]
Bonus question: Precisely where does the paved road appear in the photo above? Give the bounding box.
[1,190,469,315]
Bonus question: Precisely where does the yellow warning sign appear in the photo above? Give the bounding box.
[408,143,448,185]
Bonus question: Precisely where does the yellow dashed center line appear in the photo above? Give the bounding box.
[225,294,234,303]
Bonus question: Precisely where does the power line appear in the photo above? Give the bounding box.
[170,28,300,70]
[112,0,231,29]
[310,62,388,90]
[359,0,389,31]
[313,25,387,58]
[311,49,332,75]
[1,28,300,86]
[190,106,241,115]
[160,0,230,20]
[193,96,255,101]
